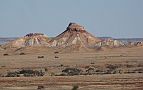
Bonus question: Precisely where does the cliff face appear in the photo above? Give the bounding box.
[48,23,101,49]
[4,33,49,48]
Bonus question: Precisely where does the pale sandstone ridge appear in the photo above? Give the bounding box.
[48,23,101,49]
[2,23,126,51]
[100,38,124,48]
[4,33,49,48]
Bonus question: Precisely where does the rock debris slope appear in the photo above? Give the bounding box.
[4,33,49,48]
[48,23,101,49]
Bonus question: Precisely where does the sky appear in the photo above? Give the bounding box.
[0,0,143,38]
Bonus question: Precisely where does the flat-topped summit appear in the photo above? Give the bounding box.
[4,33,49,48]
[67,23,85,31]
[24,33,44,37]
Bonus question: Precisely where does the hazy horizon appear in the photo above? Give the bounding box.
[0,0,143,38]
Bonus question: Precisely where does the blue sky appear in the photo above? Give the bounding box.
[0,0,143,38]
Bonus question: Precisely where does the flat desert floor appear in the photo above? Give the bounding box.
[0,46,143,90]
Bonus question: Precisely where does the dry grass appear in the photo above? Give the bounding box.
[0,46,143,90]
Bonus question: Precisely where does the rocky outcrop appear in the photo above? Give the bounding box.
[128,41,143,47]
[2,23,125,52]
[99,38,124,48]
[4,33,49,48]
[48,23,101,49]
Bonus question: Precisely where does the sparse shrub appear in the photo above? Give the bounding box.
[55,56,59,58]
[19,69,34,74]
[106,64,118,70]
[134,68,143,73]
[37,85,44,90]
[62,68,82,76]
[86,67,95,75]
[60,64,64,67]
[6,72,20,77]
[105,69,115,74]
[24,73,34,77]
[105,64,122,74]
[1,65,6,68]
[19,52,25,55]
[44,68,48,72]
[90,62,95,64]
[20,69,44,77]
[3,53,8,56]
[72,85,79,90]
[54,51,59,54]
[95,69,105,74]
[38,56,44,58]
[5,69,44,77]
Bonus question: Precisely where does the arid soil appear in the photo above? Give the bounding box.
[0,46,143,90]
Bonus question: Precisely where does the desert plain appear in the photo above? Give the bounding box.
[0,46,143,90]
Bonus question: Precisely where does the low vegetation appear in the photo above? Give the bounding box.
[3,53,8,56]
[57,63,143,76]
[38,56,44,58]
[0,63,143,77]
[37,85,45,90]
[62,68,82,76]
[55,56,59,58]
[72,85,79,90]
[19,52,25,55]
[5,69,45,77]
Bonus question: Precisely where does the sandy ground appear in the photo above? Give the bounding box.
[0,46,143,90]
